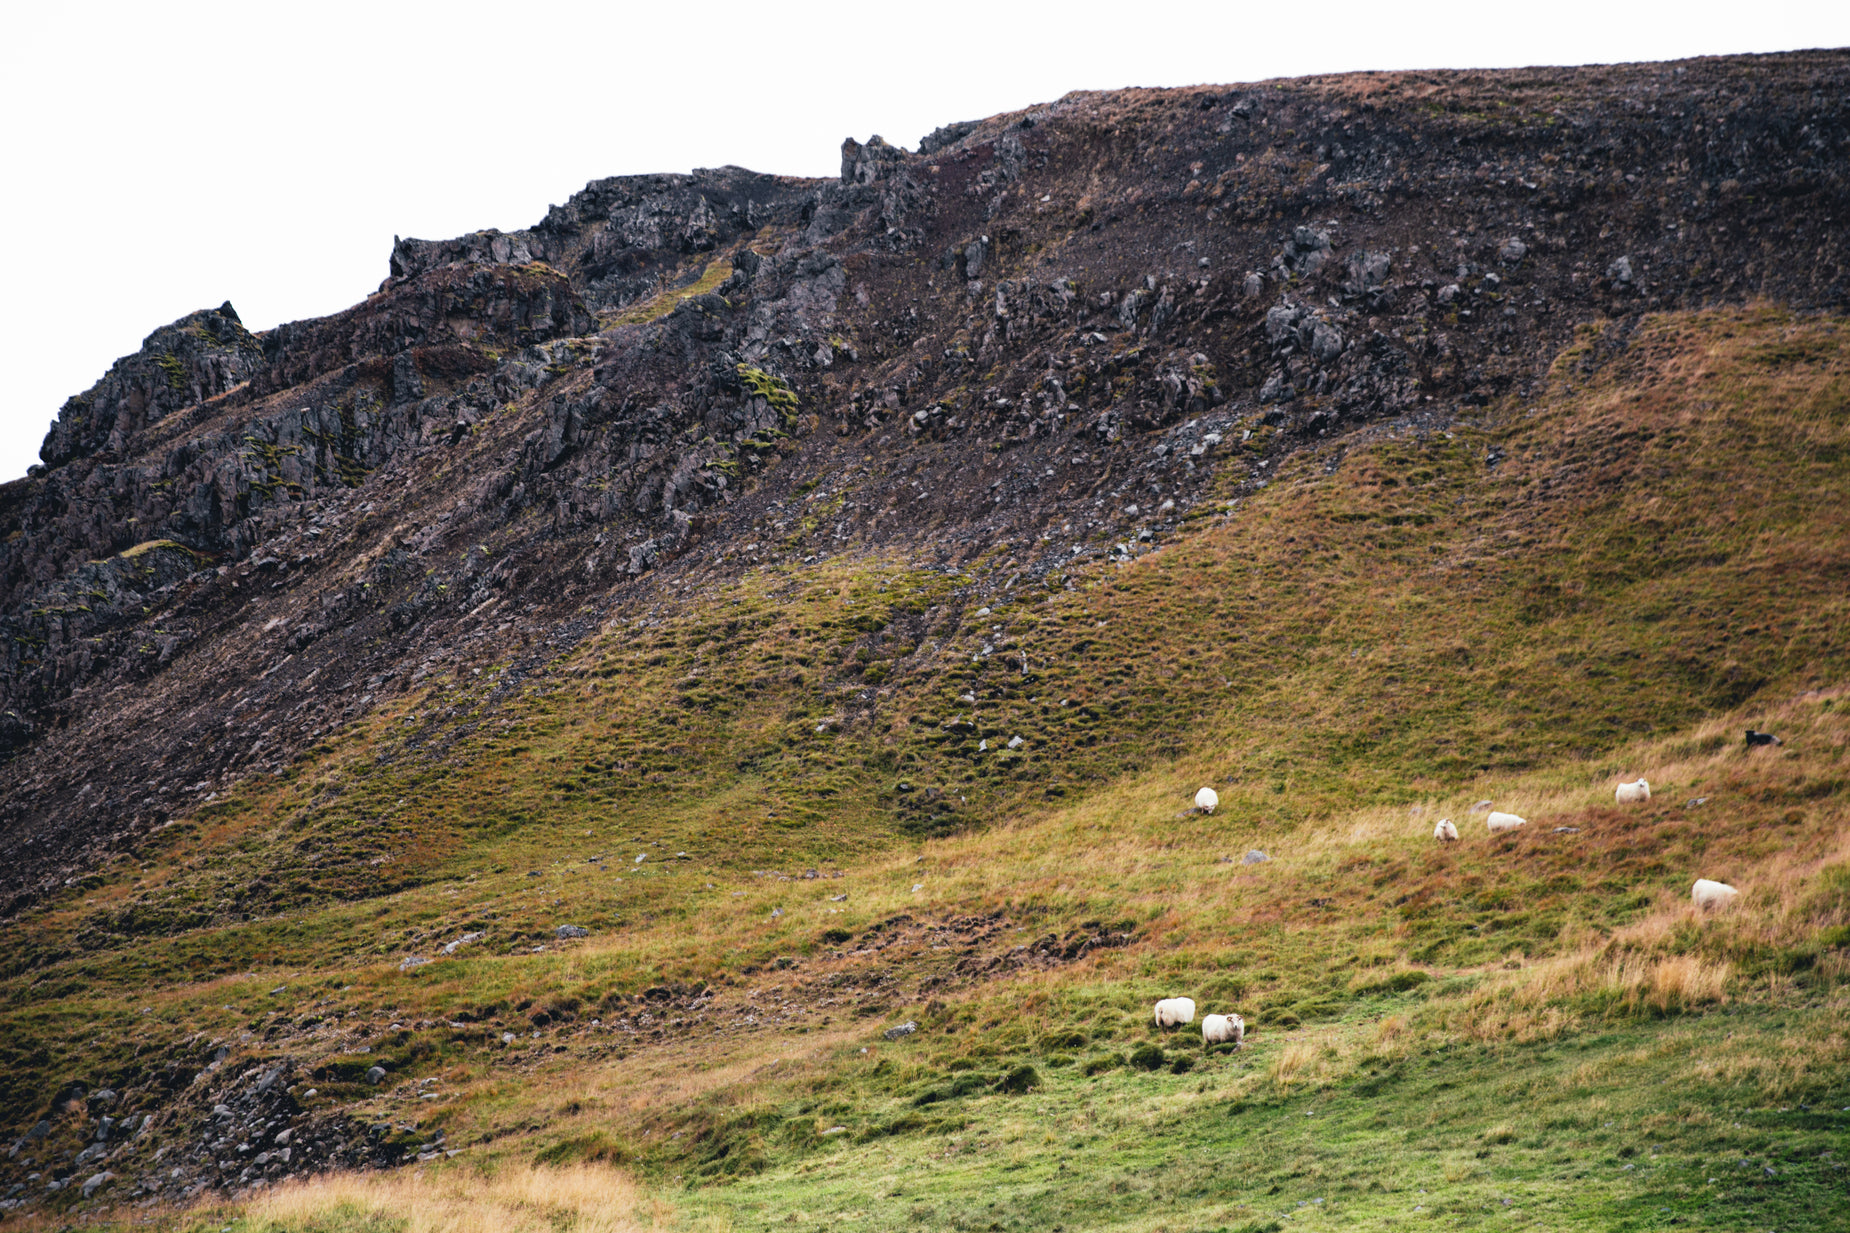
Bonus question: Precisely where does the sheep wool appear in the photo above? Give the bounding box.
[1202,1013,1245,1048]
[1486,811,1527,833]
[1615,778,1651,804]
[1692,878,1739,911]
[1433,818,1459,842]
[1153,997,1197,1028]
[1194,786,1219,813]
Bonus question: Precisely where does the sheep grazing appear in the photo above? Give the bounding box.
[1153,997,1197,1028]
[1692,878,1739,911]
[1195,786,1220,814]
[1745,729,1782,747]
[1433,818,1459,842]
[1202,1013,1245,1049]
[1615,778,1651,804]
[1486,811,1526,834]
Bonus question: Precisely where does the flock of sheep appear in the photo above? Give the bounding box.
[1419,776,1739,909]
[1165,771,1750,1047]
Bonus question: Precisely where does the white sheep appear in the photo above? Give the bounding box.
[1433,818,1458,842]
[1202,1012,1245,1049]
[1194,786,1219,814]
[1486,811,1526,834]
[1153,997,1196,1028]
[1615,778,1651,804]
[1692,878,1739,911]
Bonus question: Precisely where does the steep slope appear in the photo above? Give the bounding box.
[2,51,1846,912]
[0,50,1847,1229]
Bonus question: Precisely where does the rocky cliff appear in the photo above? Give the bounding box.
[1,50,1846,916]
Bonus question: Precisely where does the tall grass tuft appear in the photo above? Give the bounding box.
[245,1163,656,1233]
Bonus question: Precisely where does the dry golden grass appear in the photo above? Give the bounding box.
[246,1162,662,1233]
[1267,1040,1320,1089]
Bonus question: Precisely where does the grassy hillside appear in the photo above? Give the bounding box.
[2,305,1847,1229]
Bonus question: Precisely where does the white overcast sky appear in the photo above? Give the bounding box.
[1,1,1843,480]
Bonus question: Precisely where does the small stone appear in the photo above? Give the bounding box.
[1499,238,1528,264]
[1608,255,1634,283]
[1242,850,1269,864]
[976,607,991,616]
[911,883,924,893]
[977,738,988,752]
[302,1089,318,1099]
[365,1067,387,1085]
[1469,800,1493,813]
[884,1021,918,1040]
[81,1172,114,1199]
[1007,736,1024,750]
[501,1033,516,1045]
[398,955,429,972]
[1553,826,1581,834]
[555,924,590,939]
[440,931,485,955]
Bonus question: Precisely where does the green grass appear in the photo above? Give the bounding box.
[600,258,736,328]
[674,1011,1850,1233]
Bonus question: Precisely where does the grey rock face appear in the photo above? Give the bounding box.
[1275,226,1332,278]
[963,237,988,281]
[39,304,262,471]
[840,135,908,186]
[883,1021,918,1040]
[918,120,978,156]
[1343,250,1392,296]
[1310,322,1345,361]
[554,924,590,939]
